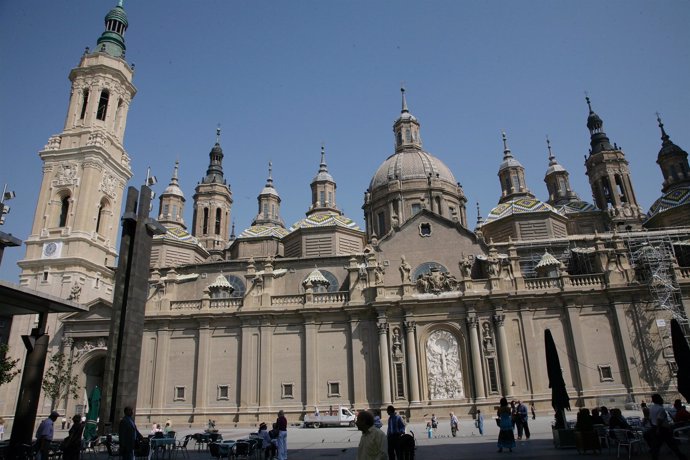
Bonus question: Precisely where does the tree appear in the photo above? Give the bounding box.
[0,343,20,386]
[42,351,79,410]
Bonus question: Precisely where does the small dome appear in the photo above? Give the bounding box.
[370,150,457,191]
[313,170,334,183]
[105,5,128,27]
[646,184,690,220]
[484,198,558,224]
[260,185,279,197]
[163,183,184,197]
[536,250,561,269]
[499,156,523,172]
[303,269,330,287]
[209,274,233,290]
[545,162,566,176]
[290,211,360,231]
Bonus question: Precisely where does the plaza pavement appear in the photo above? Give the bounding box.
[51,410,689,459]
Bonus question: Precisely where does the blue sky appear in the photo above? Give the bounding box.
[1,0,689,282]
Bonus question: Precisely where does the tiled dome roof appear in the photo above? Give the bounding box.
[238,225,289,239]
[647,184,690,220]
[290,212,360,231]
[555,200,598,215]
[484,198,558,224]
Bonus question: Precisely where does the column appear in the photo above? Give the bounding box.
[153,323,170,411]
[403,321,420,403]
[377,322,392,405]
[466,316,486,400]
[493,313,514,397]
[194,318,211,413]
[304,318,318,408]
[348,315,366,407]
[610,302,642,391]
[564,306,591,397]
[259,322,272,409]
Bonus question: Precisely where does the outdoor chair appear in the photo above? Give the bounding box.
[575,430,601,454]
[399,433,415,460]
[673,425,690,443]
[595,425,611,453]
[174,434,192,459]
[166,430,176,439]
[610,428,642,460]
[233,440,252,459]
[209,442,229,459]
[104,441,120,460]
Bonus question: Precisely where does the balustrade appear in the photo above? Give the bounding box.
[170,300,201,310]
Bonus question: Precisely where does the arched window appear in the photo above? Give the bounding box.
[405,129,411,142]
[96,90,110,121]
[215,208,222,234]
[79,89,89,120]
[263,203,269,218]
[114,98,124,133]
[320,191,325,206]
[59,195,70,227]
[96,199,110,234]
[397,131,403,146]
[202,208,209,234]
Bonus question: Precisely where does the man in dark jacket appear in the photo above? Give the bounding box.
[119,406,142,460]
[386,405,405,460]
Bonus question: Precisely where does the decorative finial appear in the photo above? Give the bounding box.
[118,0,124,7]
[268,160,273,179]
[501,131,512,158]
[546,135,556,164]
[656,112,670,141]
[476,201,483,225]
[401,85,409,113]
[172,159,179,181]
[230,220,236,239]
[585,92,593,113]
[216,124,221,144]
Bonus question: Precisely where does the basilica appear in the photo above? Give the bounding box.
[2,2,690,427]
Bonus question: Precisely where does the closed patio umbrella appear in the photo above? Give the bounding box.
[545,329,570,429]
[671,319,690,403]
[83,386,101,441]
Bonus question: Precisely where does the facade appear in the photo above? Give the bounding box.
[3,3,690,429]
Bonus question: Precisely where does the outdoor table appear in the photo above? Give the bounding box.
[149,437,175,459]
[218,440,236,457]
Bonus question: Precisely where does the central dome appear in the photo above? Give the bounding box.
[369,149,457,191]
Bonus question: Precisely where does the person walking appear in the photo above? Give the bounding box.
[430,414,438,430]
[62,414,84,460]
[496,398,516,453]
[426,422,433,439]
[644,394,687,460]
[356,410,388,460]
[276,409,288,460]
[386,405,405,460]
[35,410,59,460]
[118,406,143,460]
[449,412,459,437]
[476,410,484,436]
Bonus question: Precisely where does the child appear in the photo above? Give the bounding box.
[426,421,433,439]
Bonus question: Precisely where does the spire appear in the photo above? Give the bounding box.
[266,161,274,188]
[585,95,615,154]
[655,112,690,193]
[203,126,225,184]
[96,1,129,59]
[308,143,339,215]
[476,202,484,226]
[401,86,409,113]
[657,112,672,145]
[393,86,422,152]
[171,159,180,185]
[318,143,329,175]
[502,131,513,160]
[254,160,283,227]
[547,136,556,166]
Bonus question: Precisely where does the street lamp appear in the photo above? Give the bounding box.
[0,184,21,266]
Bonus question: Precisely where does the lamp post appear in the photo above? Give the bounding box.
[0,184,21,266]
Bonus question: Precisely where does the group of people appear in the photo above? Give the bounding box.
[574,394,688,460]
[34,411,84,460]
[495,398,534,452]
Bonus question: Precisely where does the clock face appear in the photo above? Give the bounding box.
[44,242,57,257]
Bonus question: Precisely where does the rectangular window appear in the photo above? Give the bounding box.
[327,381,340,397]
[669,361,678,376]
[163,204,169,217]
[96,90,109,121]
[172,205,178,219]
[487,358,499,393]
[281,382,294,399]
[395,363,405,398]
[42,271,49,282]
[411,203,421,215]
[377,212,386,236]
[597,364,614,382]
[328,192,333,205]
[217,385,229,400]
[320,191,325,205]
[174,386,186,401]
[80,90,89,120]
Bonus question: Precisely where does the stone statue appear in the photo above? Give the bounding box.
[391,327,403,360]
[482,322,494,352]
[375,265,385,285]
[459,257,473,280]
[399,256,412,283]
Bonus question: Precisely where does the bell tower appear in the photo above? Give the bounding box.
[17,1,135,303]
[192,128,233,257]
[583,97,644,229]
